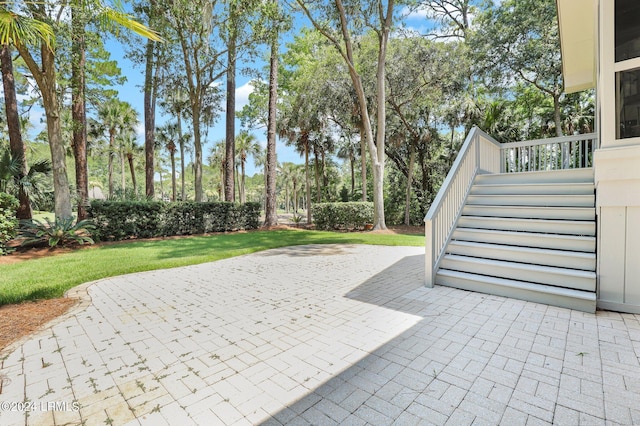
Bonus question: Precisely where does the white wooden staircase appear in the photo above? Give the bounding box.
[436,168,596,312]
[424,128,599,313]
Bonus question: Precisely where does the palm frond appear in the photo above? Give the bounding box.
[94,7,162,42]
[0,9,55,49]
[26,158,52,177]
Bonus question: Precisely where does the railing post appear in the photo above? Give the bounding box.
[425,218,434,288]
[475,133,480,171]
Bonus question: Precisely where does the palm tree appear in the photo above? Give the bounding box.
[290,164,304,212]
[252,149,268,211]
[336,135,357,198]
[97,100,139,198]
[0,146,51,209]
[235,131,261,204]
[0,8,54,219]
[159,88,190,201]
[278,162,293,213]
[156,123,179,202]
[120,133,142,195]
[208,141,226,201]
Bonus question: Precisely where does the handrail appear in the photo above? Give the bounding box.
[500,133,598,172]
[424,127,501,287]
[500,133,598,149]
[424,129,599,288]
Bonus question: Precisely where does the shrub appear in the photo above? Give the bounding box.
[0,192,18,255]
[19,217,95,247]
[312,202,374,231]
[89,201,164,241]
[88,201,261,241]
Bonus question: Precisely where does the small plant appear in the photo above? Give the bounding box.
[290,214,304,227]
[19,217,95,247]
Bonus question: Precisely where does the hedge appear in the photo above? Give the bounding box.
[0,192,18,255]
[88,201,261,241]
[312,202,374,231]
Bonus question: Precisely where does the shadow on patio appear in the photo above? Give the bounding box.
[260,252,640,425]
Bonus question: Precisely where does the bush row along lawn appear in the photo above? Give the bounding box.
[0,229,424,306]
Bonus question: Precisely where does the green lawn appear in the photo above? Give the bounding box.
[0,229,423,306]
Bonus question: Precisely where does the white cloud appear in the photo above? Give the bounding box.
[235,80,255,111]
[401,5,430,20]
[216,80,256,113]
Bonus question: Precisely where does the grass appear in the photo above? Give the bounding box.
[0,229,423,306]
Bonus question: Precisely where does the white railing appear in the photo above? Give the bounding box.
[424,129,599,287]
[424,127,501,287]
[500,133,598,172]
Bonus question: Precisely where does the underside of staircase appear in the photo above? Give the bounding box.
[435,168,597,312]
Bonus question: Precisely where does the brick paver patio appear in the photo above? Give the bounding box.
[1,244,639,425]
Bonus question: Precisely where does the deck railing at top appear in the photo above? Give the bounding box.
[500,133,598,173]
[423,129,599,287]
[424,127,501,287]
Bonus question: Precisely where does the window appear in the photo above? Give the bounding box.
[615,0,640,139]
[615,0,640,62]
[616,68,640,139]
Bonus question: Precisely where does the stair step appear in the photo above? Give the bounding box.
[466,194,594,207]
[447,241,596,271]
[452,228,595,252]
[436,269,596,312]
[475,168,594,184]
[440,254,596,291]
[461,205,595,220]
[470,182,594,195]
[457,216,595,236]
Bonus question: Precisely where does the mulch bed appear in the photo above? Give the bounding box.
[0,298,76,352]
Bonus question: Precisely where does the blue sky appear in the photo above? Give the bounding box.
[103,35,301,178]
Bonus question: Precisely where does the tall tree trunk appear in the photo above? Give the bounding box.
[220,159,225,200]
[349,151,355,197]
[404,144,415,226]
[554,94,563,138]
[304,136,311,224]
[179,119,185,201]
[32,46,72,218]
[240,159,246,204]
[358,123,367,202]
[224,36,237,202]
[0,44,31,220]
[108,131,115,198]
[235,163,239,201]
[128,154,137,193]
[284,182,289,213]
[192,106,203,201]
[264,36,278,227]
[314,144,321,203]
[121,152,126,194]
[17,8,71,219]
[71,8,89,221]
[321,149,328,199]
[371,13,390,230]
[144,38,156,199]
[170,150,176,202]
[157,158,164,199]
